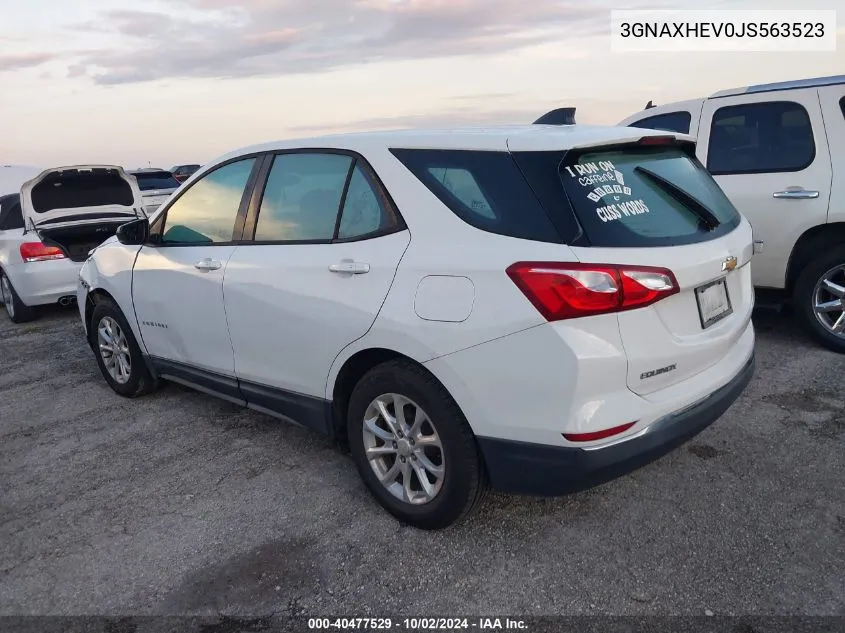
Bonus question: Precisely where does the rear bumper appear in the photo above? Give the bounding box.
[477,352,755,496]
[6,259,82,306]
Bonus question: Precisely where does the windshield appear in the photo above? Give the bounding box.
[133,171,181,191]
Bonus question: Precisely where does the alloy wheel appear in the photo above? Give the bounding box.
[97,316,132,384]
[1,276,14,319]
[812,264,845,338]
[362,393,445,505]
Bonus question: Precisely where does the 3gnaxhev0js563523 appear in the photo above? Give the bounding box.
[77,124,756,530]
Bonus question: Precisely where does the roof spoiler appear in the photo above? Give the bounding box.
[534,107,576,125]
[645,100,656,110]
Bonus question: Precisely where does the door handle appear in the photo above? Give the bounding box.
[194,258,222,271]
[773,188,819,200]
[328,261,370,274]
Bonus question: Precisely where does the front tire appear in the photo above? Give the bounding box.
[347,359,486,530]
[794,246,845,353]
[89,297,157,397]
[0,269,36,323]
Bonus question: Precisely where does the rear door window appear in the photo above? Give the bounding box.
[707,101,815,175]
[551,146,741,248]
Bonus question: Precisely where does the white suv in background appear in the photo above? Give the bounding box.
[77,124,755,529]
[0,165,145,322]
[620,74,845,352]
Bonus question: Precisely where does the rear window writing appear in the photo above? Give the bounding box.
[558,147,741,247]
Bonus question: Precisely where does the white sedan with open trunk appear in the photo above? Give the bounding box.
[0,165,145,322]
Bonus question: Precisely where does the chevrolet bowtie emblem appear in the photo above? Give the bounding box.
[722,256,738,272]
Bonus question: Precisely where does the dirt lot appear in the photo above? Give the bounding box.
[1,306,843,617]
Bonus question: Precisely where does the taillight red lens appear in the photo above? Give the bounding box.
[506,262,678,321]
[20,242,66,263]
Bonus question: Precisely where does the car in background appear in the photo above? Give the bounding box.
[127,169,182,215]
[78,123,754,529]
[170,164,201,183]
[0,165,145,323]
[619,74,845,352]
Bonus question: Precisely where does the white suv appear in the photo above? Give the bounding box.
[619,74,845,352]
[77,124,755,529]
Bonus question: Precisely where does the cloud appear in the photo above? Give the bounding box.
[59,0,610,84]
[0,52,57,72]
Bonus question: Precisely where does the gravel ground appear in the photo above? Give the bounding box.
[0,305,843,617]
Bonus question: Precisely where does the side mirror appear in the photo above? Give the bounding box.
[116,218,150,245]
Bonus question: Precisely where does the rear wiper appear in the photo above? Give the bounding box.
[634,166,720,231]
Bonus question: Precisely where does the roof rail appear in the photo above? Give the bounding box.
[534,107,576,125]
[711,74,845,99]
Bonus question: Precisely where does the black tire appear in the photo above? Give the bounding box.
[793,246,845,353]
[347,359,486,530]
[0,269,36,323]
[88,297,157,397]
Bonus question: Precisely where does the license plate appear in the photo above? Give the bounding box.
[695,278,732,329]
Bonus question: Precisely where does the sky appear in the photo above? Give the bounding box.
[0,0,842,169]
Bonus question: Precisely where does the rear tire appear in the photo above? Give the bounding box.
[0,269,36,323]
[89,297,157,397]
[347,359,486,530]
[793,246,845,354]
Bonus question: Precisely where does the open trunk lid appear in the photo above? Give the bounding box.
[510,133,754,396]
[20,165,146,231]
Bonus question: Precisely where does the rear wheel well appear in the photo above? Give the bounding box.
[786,224,845,294]
[331,348,424,450]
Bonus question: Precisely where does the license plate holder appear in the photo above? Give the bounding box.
[695,278,733,329]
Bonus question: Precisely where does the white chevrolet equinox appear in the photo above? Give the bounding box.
[78,124,756,529]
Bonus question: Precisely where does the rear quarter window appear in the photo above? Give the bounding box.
[554,145,742,248]
[390,148,566,243]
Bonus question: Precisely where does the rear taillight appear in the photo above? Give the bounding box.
[506,262,679,321]
[20,242,66,263]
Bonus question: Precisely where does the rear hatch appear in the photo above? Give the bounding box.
[20,165,145,231]
[511,135,753,396]
[130,170,181,212]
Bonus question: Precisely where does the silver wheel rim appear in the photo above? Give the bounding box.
[1,276,14,318]
[97,316,132,384]
[362,393,445,505]
[812,264,845,338]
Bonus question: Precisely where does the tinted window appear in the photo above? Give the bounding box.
[254,153,351,241]
[132,171,181,191]
[555,146,741,247]
[629,111,692,134]
[337,164,399,239]
[390,149,563,243]
[0,194,23,231]
[840,96,845,120]
[161,158,255,244]
[707,101,815,175]
[30,169,134,213]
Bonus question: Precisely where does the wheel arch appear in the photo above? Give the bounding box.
[786,223,845,295]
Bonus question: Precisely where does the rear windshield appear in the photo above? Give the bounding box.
[132,171,181,191]
[550,146,741,247]
[0,193,23,230]
[30,169,135,213]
